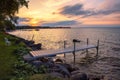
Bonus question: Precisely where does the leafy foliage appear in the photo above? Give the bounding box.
[0,0,28,17]
[12,46,48,80]
[14,47,30,56]
[0,0,29,31]
[12,61,37,79]
[0,32,61,80]
[0,32,27,80]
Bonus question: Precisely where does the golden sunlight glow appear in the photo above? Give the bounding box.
[30,20,38,26]
[17,0,81,26]
[17,0,120,26]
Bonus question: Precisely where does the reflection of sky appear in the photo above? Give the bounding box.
[9,28,120,50]
[17,0,120,27]
[9,28,120,60]
[9,28,120,80]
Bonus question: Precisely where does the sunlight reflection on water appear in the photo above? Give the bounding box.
[10,28,120,57]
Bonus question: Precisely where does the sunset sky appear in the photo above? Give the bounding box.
[17,0,120,27]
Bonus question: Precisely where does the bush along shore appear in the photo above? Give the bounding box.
[0,32,31,80]
[0,32,63,80]
[1,32,105,80]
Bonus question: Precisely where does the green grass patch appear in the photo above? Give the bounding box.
[29,74,62,80]
[0,32,64,80]
[0,32,26,80]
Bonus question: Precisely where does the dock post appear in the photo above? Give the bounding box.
[86,38,89,57]
[72,39,80,65]
[64,41,66,59]
[32,34,34,41]
[96,40,99,59]
[87,38,89,45]
[73,42,76,65]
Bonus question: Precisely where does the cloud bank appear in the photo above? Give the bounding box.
[42,20,79,27]
[17,0,120,26]
[60,0,120,17]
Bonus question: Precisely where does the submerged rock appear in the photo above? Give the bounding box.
[59,63,79,73]
[71,70,81,75]
[55,64,71,77]
[112,47,120,51]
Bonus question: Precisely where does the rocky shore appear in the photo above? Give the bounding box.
[11,37,116,80]
[19,39,114,80]
[24,56,110,80]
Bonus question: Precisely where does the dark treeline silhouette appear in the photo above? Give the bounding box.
[0,0,29,31]
[16,26,71,29]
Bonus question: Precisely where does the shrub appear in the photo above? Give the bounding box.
[14,47,30,56]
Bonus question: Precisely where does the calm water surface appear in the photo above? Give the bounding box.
[9,27,120,80]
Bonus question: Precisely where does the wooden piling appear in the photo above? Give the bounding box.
[73,52,75,65]
[87,38,89,45]
[86,38,89,57]
[73,41,76,64]
[32,34,34,41]
[96,40,99,59]
[64,41,66,58]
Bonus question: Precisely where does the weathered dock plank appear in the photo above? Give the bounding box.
[30,45,97,58]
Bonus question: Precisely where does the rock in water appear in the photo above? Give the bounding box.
[39,57,49,62]
[59,63,79,73]
[71,73,89,80]
[55,58,64,63]
[55,64,71,77]
[71,70,81,75]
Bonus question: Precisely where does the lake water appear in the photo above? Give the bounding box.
[9,27,120,80]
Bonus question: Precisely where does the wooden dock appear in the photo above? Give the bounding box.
[30,45,97,58]
[30,39,99,64]
[8,32,100,63]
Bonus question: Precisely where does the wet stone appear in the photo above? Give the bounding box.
[71,73,89,80]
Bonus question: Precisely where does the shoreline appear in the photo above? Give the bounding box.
[8,33,105,80]
[4,31,120,80]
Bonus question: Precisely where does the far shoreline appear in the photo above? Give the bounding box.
[16,26,71,30]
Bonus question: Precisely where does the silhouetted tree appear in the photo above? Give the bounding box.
[0,0,29,31]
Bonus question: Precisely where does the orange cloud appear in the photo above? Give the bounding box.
[17,0,120,26]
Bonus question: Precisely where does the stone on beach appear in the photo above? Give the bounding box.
[32,61,43,67]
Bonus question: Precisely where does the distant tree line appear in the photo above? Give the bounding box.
[16,26,71,29]
[16,26,51,29]
[0,0,29,31]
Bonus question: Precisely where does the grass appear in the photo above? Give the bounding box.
[0,32,63,80]
[29,74,62,80]
[0,32,25,80]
